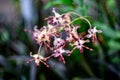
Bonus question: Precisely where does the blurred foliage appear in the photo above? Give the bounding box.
[0,0,120,80]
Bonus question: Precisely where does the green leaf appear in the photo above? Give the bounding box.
[73,0,83,6]
[70,49,81,62]
[59,6,74,12]
[0,30,9,43]
[61,0,73,6]
[44,1,63,9]
[108,40,120,51]
[44,0,73,10]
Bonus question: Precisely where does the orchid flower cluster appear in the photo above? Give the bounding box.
[25,8,102,67]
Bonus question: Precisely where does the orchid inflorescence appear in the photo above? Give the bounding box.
[25,8,102,67]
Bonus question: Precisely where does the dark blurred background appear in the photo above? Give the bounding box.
[0,0,120,80]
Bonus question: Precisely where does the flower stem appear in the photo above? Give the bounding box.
[66,12,92,28]
[37,43,43,54]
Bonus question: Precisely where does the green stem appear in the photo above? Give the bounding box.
[69,17,81,25]
[69,17,92,28]
[63,12,92,28]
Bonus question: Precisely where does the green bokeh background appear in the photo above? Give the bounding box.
[0,0,120,80]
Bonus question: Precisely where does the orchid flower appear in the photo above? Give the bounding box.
[86,27,102,42]
[27,43,52,67]
[27,52,49,67]
[68,38,93,56]
[33,26,50,43]
[52,47,71,64]
[45,8,62,26]
[53,36,65,49]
